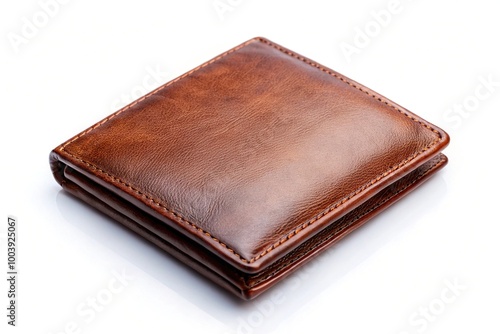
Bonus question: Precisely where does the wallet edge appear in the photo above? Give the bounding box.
[50,150,447,300]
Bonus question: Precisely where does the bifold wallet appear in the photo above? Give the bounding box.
[50,37,449,299]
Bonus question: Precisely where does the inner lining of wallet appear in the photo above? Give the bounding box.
[57,154,446,295]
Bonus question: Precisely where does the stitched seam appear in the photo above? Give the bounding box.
[246,155,446,287]
[256,38,442,139]
[60,39,256,150]
[59,37,443,264]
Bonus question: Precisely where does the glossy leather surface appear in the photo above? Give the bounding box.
[50,37,449,299]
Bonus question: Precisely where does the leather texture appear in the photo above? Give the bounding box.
[50,37,450,299]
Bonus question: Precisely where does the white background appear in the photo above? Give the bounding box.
[1,0,499,333]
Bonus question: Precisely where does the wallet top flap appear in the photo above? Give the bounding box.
[52,37,449,273]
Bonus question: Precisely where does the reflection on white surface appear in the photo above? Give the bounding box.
[54,175,446,333]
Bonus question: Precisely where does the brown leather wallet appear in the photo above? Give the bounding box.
[50,37,449,300]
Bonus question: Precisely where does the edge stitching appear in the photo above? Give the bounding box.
[58,37,444,264]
